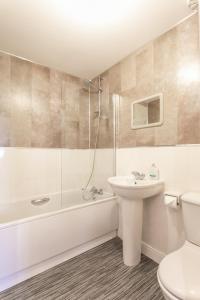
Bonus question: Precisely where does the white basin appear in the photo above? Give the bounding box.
[108,176,164,200]
[108,176,164,267]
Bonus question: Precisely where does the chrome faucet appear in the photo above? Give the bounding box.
[132,171,145,180]
[90,186,103,196]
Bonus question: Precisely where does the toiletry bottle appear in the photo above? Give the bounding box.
[149,163,159,180]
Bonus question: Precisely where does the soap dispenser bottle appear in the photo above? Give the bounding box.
[149,163,159,180]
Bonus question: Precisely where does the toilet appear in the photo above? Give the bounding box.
[158,192,200,300]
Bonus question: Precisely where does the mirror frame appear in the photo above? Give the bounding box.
[131,93,164,130]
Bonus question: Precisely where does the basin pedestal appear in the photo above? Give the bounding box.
[121,197,143,266]
[108,176,164,268]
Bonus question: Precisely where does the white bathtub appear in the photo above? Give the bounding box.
[0,190,118,291]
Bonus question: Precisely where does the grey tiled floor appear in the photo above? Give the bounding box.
[0,238,164,300]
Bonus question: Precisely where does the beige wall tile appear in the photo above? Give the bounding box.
[0,53,10,92]
[0,116,10,146]
[78,89,89,149]
[31,69,62,148]
[31,64,51,147]
[176,13,199,66]
[135,43,154,99]
[118,95,136,148]
[61,120,79,149]
[0,51,90,148]
[176,14,200,144]
[120,53,136,92]
[154,28,178,146]
[32,64,50,93]
[10,57,32,147]
[177,83,200,144]
[61,75,85,148]
[136,127,155,146]
[154,90,178,146]
[108,63,121,94]
[31,89,51,148]
[0,53,10,146]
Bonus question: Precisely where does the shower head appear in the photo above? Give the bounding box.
[187,0,198,10]
[83,78,103,93]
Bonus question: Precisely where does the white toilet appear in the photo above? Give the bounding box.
[158,192,200,300]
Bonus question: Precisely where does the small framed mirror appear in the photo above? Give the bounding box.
[131,93,163,129]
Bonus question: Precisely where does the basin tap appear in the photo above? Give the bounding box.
[132,171,145,180]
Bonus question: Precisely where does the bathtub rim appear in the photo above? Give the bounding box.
[0,195,117,230]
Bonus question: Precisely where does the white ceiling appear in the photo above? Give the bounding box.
[0,0,192,79]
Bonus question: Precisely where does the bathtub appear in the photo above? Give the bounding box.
[0,189,118,291]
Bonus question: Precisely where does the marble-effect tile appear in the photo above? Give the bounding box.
[98,13,199,148]
[0,14,199,149]
[0,53,89,148]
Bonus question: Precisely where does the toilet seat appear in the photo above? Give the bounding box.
[158,241,200,300]
[157,274,179,300]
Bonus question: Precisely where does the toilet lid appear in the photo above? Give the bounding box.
[158,242,200,300]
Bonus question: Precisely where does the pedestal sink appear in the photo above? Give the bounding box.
[108,176,164,267]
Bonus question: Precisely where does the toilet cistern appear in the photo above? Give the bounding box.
[108,176,164,267]
[158,192,200,300]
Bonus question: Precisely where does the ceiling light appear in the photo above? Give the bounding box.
[178,63,200,84]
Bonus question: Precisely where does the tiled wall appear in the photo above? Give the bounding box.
[97,13,200,147]
[0,54,114,203]
[0,53,89,148]
[1,15,197,149]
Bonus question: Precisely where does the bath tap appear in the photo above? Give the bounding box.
[90,186,103,195]
[98,188,103,195]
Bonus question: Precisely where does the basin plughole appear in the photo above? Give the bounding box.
[108,176,164,267]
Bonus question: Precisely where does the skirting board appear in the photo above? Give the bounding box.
[0,231,117,292]
[141,241,165,264]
